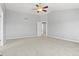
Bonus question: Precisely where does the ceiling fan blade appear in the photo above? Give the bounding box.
[36,4,39,7]
[37,11,39,13]
[43,6,48,9]
[43,10,47,12]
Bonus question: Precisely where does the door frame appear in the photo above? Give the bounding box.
[37,21,47,36]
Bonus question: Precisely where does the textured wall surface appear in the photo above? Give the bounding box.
[6,10,40,39]
[48,9,79,42]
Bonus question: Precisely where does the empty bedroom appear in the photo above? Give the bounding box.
[0,3,79,56]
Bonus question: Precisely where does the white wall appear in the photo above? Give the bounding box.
[6,10,40,39]
[5,6,79,43]
[0,3,6,46]
[48,9,79,42]
[0,5,3,41]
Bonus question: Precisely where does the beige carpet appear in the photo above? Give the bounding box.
[0,37,79,56]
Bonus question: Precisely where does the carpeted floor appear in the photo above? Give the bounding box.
[0,37,79,56]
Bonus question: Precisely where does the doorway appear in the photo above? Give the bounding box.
[37,21,47,36]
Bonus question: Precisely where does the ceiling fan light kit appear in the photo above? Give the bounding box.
[34,3,48,13]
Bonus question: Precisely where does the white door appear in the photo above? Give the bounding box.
[37,22,42,36]
[37,21,47,36]
[42,22,47,36]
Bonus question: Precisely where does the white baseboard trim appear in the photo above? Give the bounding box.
[6,35,79,43]
[48,35,79,43]
[6,35,38,40]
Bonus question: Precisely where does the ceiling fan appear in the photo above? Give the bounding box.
[33,3,48,13]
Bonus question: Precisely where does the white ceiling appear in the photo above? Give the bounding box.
[5,3,79,15]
